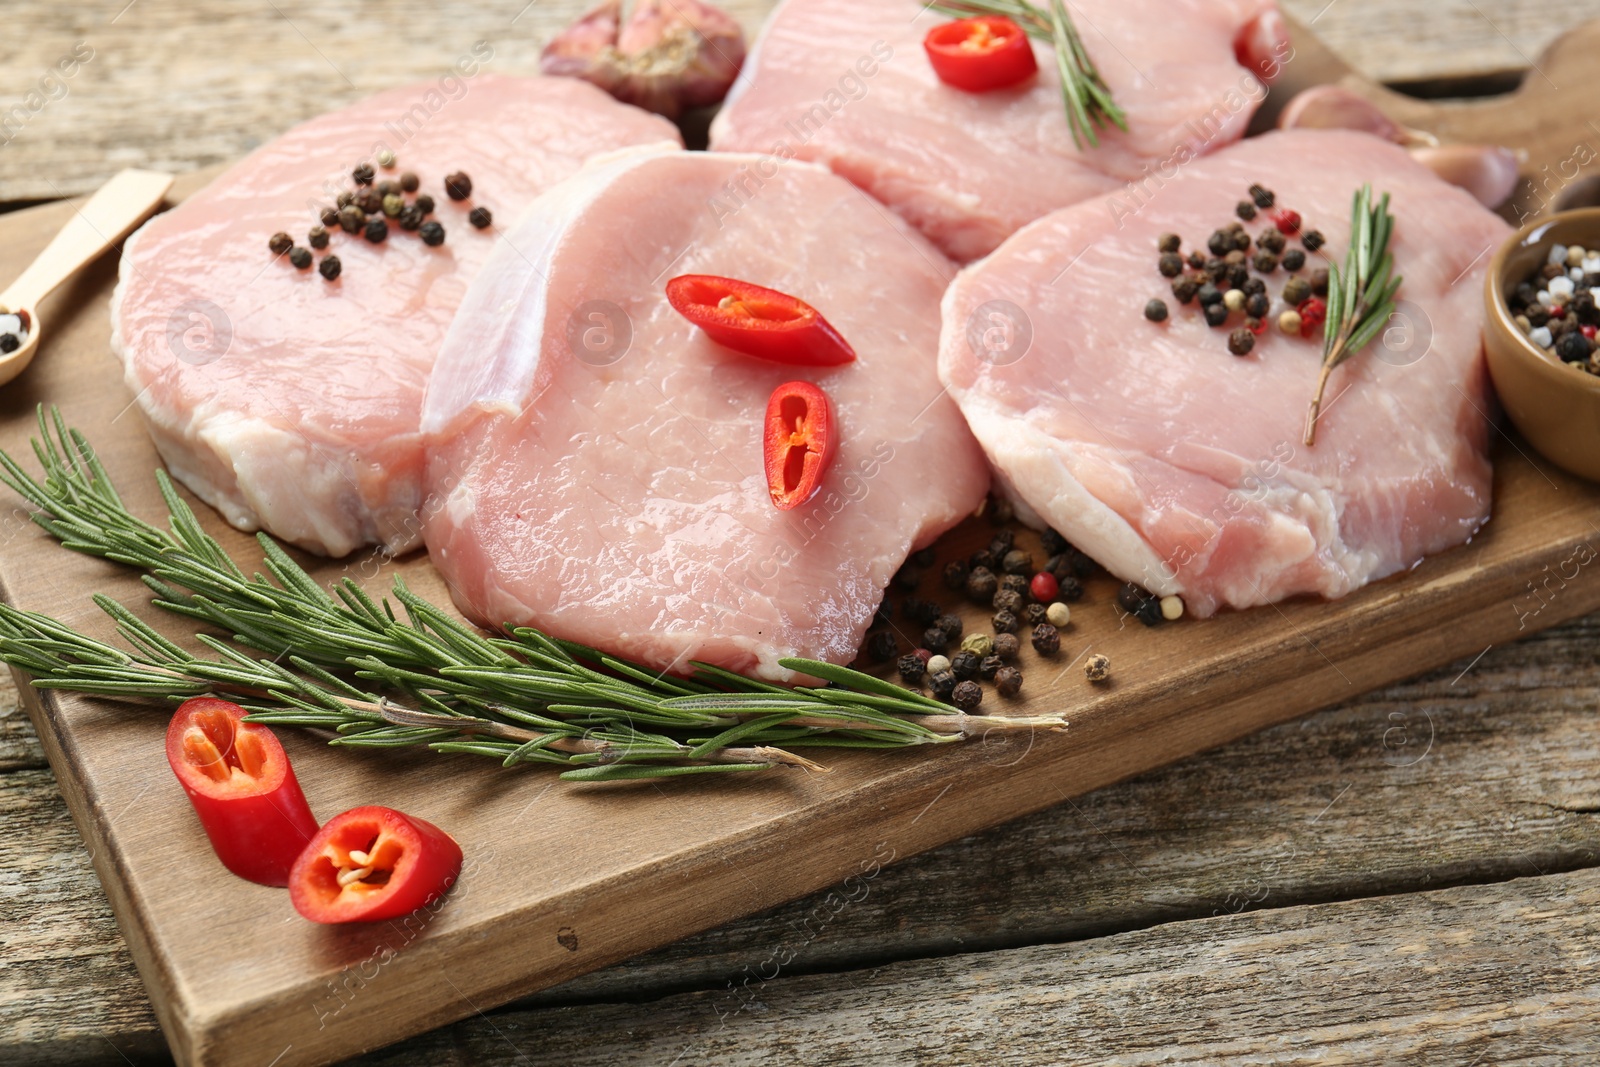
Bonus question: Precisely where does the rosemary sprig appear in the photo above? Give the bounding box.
[930,0,1126,150]
[0,409,1067,782]
[1303,184,1402,446]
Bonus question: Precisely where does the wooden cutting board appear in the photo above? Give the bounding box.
[5,15,1600,1067]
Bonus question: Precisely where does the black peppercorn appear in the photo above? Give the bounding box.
[912,547,937,568]
[1252,250,1279,274]
[0,334,17,354]
[1310,268,1330,297]
[1041,528,1068,556]
[356,188,383,214]
[376,179,399,198]
[1243,277,1267,297]
[337,205,365,234]
[865,630,898,662]
[970,547,998,572]
[1204,303,1229,328]
[319,255,342,281]
[307,225,329,250]
[337,191,356,209]
[414,194,436,215]
[892,567,921,592]
[1056,574,1084,602]
[951,680,983,711]
[950,650,981,681]
[942,560,969,591]
[1172,276,1201,305]
[1030,624,1061,655]
[1001,549,1032,575]
[935,614,963,639]
[988,528,1015,551]
[363,218,388,243]
[965,566,999,602]
[352,162,375,185]
[874,599,893,628]
[399,206,424,231]
[288,246,312,269]
[923,627,950,653]
[1301,229,1325,252]
[929,669,956,700]
[444,171,473,200]
[1282,277,1312,307]
[999,573,1029,595]
[992,609,1020,634]
[992,633,1020,660]
[1205,230,1229,256]
[1557,330,1593,363]
[898,652,928,683]
[1236,200,1257,221]
[400,171,420,193]
[1245,291,1270,319]
[995,666,1023,698]
[1231,230,1252,253]
[419,221,445,247]
[1526,303,1551,328]
[1158,253,1184,278]
[1282,249,1306,272]
[1197,283,1223,307]
[1228,328,1255,356]
[1117,582,1164,626]
[320,206,340,228]
[904,598,940,626]
[1022,603,1048,627]
[469,206,493,229]
[1145,298,1169,323]
[992,589,1024,614]
[268,232,293,255]
[1187,251,1205,269]
[978,654,1003,680]
[1250,183,1275,209]
[1158,232,1181,253]
[1258,228,1287,254]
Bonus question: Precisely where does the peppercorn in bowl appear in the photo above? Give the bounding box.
[1484,207,1600,482]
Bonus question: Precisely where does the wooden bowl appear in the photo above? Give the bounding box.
[1484,208,1600,482]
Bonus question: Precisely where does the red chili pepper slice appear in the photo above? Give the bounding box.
[666,274,856,366]
[1297,296,1327,339]
[289,805,463,924]
[763,380,837,511]
[923,16,1038,93]
[164,698,320,887]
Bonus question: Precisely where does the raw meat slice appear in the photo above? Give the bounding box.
[710,0,1287,262]
[938,129,1508,616]
[112,75,679,558]
[421,147,988,680]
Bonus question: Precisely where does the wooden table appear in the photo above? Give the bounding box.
[4,2,1600,1063]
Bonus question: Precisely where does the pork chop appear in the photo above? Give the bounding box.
[938,129,1508,616]
[112,75,679,558]
[421,147,988,680]
[709,0,1287,262]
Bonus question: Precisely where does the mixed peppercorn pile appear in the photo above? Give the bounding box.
[858,496,1179,710]
[1145,184,1329,357]
[1505,241,1600,376]
[266,150,494,281]
[0,308,31,355]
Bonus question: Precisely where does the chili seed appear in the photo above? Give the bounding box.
[950,650,981,681]
[995,666,1023,698]
[992,609,1020,634]
[992,633,1020,660]
[922,627,950,653]
[1282,249,1306,272]
[993,589,1024,614]
[1301,230,1325,252]
[1085,653,1112,683]
[382,194,404,218]
[352,162,375,185]
[319,255,342,281]
[1245,291,1270,318]
[1236,200,1257,221]
[288,246,312,269]
[897,652,927,684]
[1172,276,1201,305]
[444,171,473,200]
[1250,184,1275,209]
[1204,303,1229,328]
[1228,328,1255,356]
[268,231,293,255]
[951,680,983,711]
[469,206,493,229]
[399,206,424,232]
[307,225,329,250]
[1144,298,1169,322]
[960,633,993,657]
[1158,253,1184,278]
[866,630,897,662]
[935,613,963,639]
[1030,624,1061,656]
[419,221,446,247]
[965,566,999,602]
[364,218,389,243]
[1282,277,1312,307]
[942,560,969,591]
[1046,602,1071,627]
[928,669,956,700]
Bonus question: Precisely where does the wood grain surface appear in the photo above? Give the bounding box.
[4,4,1600,1066]
[3,1,1600,203]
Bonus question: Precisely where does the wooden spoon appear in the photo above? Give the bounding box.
[0,168,174,387]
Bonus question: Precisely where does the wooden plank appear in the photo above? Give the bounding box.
[6,610,1599,1063]
[4,1,1600,203]
[357,867,1600,1064]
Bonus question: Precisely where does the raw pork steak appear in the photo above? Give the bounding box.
[422,147,988,680]
[939,130,1508,616]
[710,0,1287,261]
[113,76,678,557]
